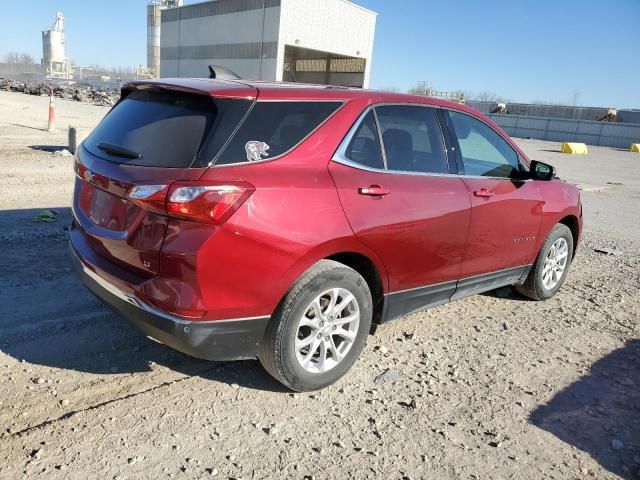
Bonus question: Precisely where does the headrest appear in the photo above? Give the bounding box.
[383,129,413,151]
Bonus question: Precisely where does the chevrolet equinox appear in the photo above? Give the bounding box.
[70,79,582,391]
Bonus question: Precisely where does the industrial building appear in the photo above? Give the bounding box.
[152,0,377,88]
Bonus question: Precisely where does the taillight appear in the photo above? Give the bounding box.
[126,181,254,225]
[128,184,169,215]
[167,182,254,225]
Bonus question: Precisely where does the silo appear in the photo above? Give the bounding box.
[147,4,162,76]
[147,1,183,78]
[42,12,71,79]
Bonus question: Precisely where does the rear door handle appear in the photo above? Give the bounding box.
[474,188,495,198]
[358,185,390,197]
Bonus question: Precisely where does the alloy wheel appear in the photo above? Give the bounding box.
[542,237,569,290]
[294,288,360,374]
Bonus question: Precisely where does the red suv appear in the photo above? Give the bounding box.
[70,79,582,391]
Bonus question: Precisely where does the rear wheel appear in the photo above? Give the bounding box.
[258,260,372,391]
[516,224,574,300]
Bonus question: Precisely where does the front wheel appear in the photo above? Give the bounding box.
[516,224,574,300]
[258,260,372,391]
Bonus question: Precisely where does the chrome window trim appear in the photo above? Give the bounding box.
[209,100,346,168]
[332,102,533,182]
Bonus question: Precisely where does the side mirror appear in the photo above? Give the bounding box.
[529,160,556,181]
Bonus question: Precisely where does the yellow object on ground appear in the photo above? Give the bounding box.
[631,144,640,153]
[561,142,589,155]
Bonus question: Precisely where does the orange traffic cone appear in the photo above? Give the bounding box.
[48,89,55,132]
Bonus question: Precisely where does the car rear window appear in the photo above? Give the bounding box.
[83,90,251,168]
[214,101,342,165]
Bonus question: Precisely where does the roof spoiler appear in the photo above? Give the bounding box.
[208,66,241,80]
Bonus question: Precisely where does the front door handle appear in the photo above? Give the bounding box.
[358,185,390,197]
[474,188,495,198]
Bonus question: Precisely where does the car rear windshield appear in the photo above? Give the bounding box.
[83,89,251,168]
[214,101,343,165]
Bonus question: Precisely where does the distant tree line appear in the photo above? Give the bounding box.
[379,83,511,103]
[381,83,583,107]
[4,52,36,65]
[2,51,141,80]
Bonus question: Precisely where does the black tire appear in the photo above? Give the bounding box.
[516,224,574,301]
[258,260,373,392]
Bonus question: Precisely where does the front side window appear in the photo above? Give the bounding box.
[215,101,342,165]
[448,111,520,178]
[375,105,449,174]
[345,111,385,170]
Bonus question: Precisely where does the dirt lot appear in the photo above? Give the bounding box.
[0,91,638,480]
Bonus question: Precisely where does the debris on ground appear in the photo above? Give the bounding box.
[34,210,57,223]
[52,149,72,158]
[594,247,623,256]
[374,368,401,385]
[398,398,418,409]
[0,78,119,107]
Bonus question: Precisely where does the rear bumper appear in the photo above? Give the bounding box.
[70,241,270,361]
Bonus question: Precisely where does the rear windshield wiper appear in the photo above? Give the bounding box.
[97,142,142,160]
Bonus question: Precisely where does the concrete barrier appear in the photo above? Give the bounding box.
[487,113,640,149]
[631,144,640,153]
[561,142,589,155]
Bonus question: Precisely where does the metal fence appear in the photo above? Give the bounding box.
[487,114,640,149]
[468,101,611,121]
[468,100,640,125]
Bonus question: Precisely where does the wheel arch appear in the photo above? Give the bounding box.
[269,236,389,329]
[558,214,580,258]
[325,251,386,326]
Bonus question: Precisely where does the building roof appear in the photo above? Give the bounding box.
[335,0,378,17]
[165,0,377,16]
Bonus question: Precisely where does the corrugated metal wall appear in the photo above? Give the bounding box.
[487,114,640,149]
[468,101,640,126]
[619,110,640,124]
[160,0,281,79]
[468,101,612,121]
[161,0,281,22]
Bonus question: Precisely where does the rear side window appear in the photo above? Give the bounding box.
[375,105,449,174]
[448,111,520,178]
[345,111,384,170]
[84,90,251,168]
[215,101,342,165]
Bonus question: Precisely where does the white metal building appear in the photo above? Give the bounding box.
[159,0,377,88]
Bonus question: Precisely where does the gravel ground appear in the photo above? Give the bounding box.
[0,91,638,480]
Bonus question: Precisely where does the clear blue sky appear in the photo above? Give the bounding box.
[1,0,638,107]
